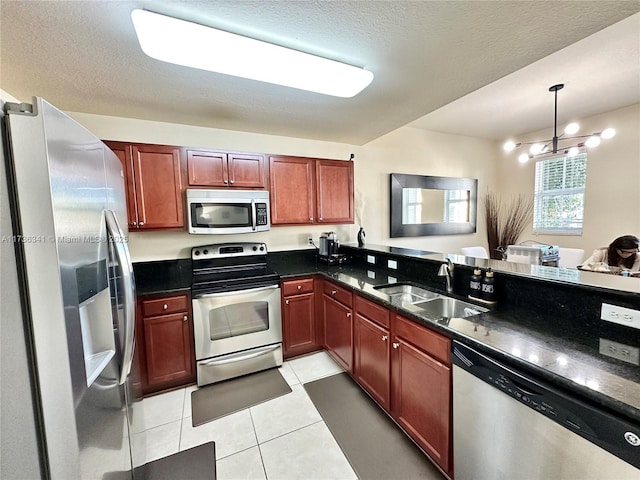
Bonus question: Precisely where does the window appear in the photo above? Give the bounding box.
[402,188,422,224]
[533,153,587,235]
[443,189,470,223]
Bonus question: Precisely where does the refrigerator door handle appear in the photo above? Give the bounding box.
[105,209,136,385]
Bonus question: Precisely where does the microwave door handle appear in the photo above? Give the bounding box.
[105,210,136,385]
[251,199,257,231]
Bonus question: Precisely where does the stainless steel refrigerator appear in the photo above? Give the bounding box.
[1,97,145,479]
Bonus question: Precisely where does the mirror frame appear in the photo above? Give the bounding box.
[390,173,478,237]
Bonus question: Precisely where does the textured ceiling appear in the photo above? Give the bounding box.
[1,1,639,145]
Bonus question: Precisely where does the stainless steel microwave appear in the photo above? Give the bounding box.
[186,189,270,234]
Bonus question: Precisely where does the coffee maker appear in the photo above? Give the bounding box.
[318,232,347,264]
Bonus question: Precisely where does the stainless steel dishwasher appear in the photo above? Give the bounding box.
[452,341,640,480]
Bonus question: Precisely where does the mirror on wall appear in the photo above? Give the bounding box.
[390,173,478,237]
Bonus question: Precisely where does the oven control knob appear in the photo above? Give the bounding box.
[260,245,264,251]
[253,246,257,251]
[194,250,200,256]
[203,249,209,255]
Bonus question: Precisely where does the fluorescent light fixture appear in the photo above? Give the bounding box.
[130,9,374,97]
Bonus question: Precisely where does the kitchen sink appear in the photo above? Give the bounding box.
[373,284,440,304]
[413,297,487,319]
[374,283,487,319]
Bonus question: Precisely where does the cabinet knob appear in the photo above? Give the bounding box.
[285,299,290,305]
[310,217,313,221]
[319,217,323,221]
[331,290,337,295]
[346,312,351,318]
[382,335,388,341]
[163,304,168,310]
[130,222,137,227]
[392,342,400,349]
[297,285,302,290]
[183,315,187,322]
[224,179,228,184]
[139,222,144,226]
[229,180,234,184]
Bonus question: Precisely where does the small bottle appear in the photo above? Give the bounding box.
[469,268,482,298]
[481,269,496,302]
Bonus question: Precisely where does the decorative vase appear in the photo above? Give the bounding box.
[357,227,365,247]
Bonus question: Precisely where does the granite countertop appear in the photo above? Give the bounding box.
[133,248,640,424]
[268,251,640,424]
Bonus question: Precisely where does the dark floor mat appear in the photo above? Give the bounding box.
[141,442,216,480]
[191,368,291,427]
[304,372,446,480]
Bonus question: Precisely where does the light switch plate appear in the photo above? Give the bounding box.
[601,303,640,330]
[387,276,397,284]
[387,259,398,270]
[367,270,375,279]
[367,255,376,264]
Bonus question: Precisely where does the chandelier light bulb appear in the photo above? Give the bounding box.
[564,122,579,135]
[601,127,616,139]
[529,143,544,155]
[567,147,579,157]
[503,141,516,152]
[518,153,529,164]
[585,136,601,148]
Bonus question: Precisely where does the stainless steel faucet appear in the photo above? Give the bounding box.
[437,258,454,293]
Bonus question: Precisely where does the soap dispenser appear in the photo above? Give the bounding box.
[469,268,482,299]
[481,268,496,303]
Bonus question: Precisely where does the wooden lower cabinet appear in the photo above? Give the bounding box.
[322,281,353,372]
[391,314,452,475]
[282,277,321,358]
[137,292,195,395]
[354,296,391,410]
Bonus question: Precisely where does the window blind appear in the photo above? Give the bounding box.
[533,153,587,235]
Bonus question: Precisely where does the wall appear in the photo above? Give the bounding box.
[494,103,640,258]
[68,111,497,261]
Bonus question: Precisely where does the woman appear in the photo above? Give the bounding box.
[580,235,640,275]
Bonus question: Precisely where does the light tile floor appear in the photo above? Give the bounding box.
[136,351,355,480]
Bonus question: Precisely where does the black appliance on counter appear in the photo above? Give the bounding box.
[318,231,348,265]
[190,242,283,386]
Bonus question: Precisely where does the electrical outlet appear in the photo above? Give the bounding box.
[387,259,398,270]
[599,338,640,365]
[600,303,640,330]
[367,255,376,264]
[307,236,313,245]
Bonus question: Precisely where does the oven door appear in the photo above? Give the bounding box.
[192,284,282,361]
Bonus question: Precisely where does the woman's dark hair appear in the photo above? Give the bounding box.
[607,235,640,269]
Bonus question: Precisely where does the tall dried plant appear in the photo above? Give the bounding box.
[484,193,534,259]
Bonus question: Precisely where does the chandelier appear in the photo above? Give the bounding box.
[503,84,615,164]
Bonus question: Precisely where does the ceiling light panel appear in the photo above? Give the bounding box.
[130,9,374,98]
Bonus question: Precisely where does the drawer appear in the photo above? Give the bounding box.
[355,295,390,329]
[323,281,353,308]
[282,277,314,296]
[393,314,451,365]
[142,294,189,317]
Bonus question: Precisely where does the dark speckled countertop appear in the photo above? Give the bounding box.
[268,247,640,424]
[134,246,640,424]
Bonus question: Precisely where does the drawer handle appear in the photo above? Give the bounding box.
[183,315,187,322]
[285,299,290,305]
[163,304,168,310]
[393,342,400,349]
[331,290,337,295]
[382,335,388,341]
[297,285,302,290]
[346,312,351,318]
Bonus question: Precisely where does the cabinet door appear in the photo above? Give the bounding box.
[269,156,315,225]
[131,144,184,229]
[316,159,354,224]
[323,294,353,372]
[187,149,228,187]
[391,336,451,474]
[143,311,194,388]
[104,141,138,228]
[354,314,390,409]
[283,292,317,358]
[228,153,267,188]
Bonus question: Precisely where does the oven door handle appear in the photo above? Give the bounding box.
[195,284,280,299]
[199,344,281,366]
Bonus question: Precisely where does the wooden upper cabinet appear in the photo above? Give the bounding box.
[187,149,267,188]
[316,159,354,224]
[104,141,184,230]
[269,155,315,225]
[269,155,354,225]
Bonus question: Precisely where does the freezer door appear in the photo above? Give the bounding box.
[5,98,136,479]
